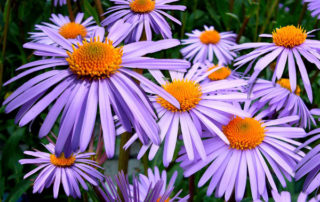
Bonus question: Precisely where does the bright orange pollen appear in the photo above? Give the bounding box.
[157,79,202,112]
[207,65,231,80]
[59,22,87,39]
[157,198,170,202]
[223,117,265,150]
[130,0,155,13]
[66,38,123,79]
[277,78,301,96]
[200,30,221,44]
[272,25,307,48]
[50,153,76,167]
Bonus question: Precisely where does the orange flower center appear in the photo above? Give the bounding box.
[157,79,202,112]
[66,38,123,79]
[223,117,265,150]
[59,22,87,39]
[157,198,170,202]
[130,0,156,13]
[272,25,307,48]
[207,65,231,80]
[200,30,221,44]
[277,78,301,96]
[50,153,76,167]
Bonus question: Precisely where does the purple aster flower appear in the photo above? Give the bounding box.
[98,167,188,201]
[296,128,320,196]
[101,0,186,43]
[53,0,76,6]
[252,78,316,129]
[19,143,104,198]
[181,26,237,64]
[232,25,320,102]
[177,102,306,201]
[305,0,320,19]
[30,13,98,45]
[124,63,249,167]
[3,26,189,158]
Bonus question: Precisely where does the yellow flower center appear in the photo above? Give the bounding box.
[157,79,202,112]
[223,117,265,150]
[50,153,76,167]
[200,30,221,44]
[272,25,307,48]
[130,0,156,13]
[207,65,231,81]
[59,22,87,39]
[277,78,301,96]
[66,38,123,79]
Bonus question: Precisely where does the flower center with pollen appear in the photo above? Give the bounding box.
[200,30,221,44]
[157,198,170,202]
[66,38,123,79]
[272,25,307,48]
[223,117,265,150]
[59,22,87,39]
[207,65,231,80]
[50,153,76,167]
[277,78,301,96]
[157,79,202,112]
[130,0,155,13]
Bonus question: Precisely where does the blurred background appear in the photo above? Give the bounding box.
[0,0,317,201]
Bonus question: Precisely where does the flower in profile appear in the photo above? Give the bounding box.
[178,102,306,201]
[124,63,249,167]
[101,0,186,42]
[19,143,104,198]
[181,26,237,64]
[304,0,320,19]
[252,78,316,129]
[30,13,97,45]
[3,26,190,158]
[98,167,188,201]
[232,25,320,102]
[53,0,76,6]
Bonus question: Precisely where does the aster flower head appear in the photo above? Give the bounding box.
[3,26,190,158]
[232,25,320,102]
[101,0,186,43]
[181,26,237,64]
[304,0,320,20]
[124,63,249,167]
[178,102,306,201]
[99,167,188,201]
[30,13,97,45]
[252,78,316,129]
[19,143,104,198]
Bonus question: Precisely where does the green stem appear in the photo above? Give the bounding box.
[258,0,279,41]
[118,132,131,174]
[236,16,249,43]
[297,3,307,26]
[94,0,105,22]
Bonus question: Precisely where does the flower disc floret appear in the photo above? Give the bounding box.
[66,38,123,79]
[223,117,265,150]
[50,153,76,167]
[272,25,307,48]
[277,78,301,96]
[157,79,202,112]
[207,65,231,80]
[59,22,87,39]
[130,0,156,13]
[200,30,221,44]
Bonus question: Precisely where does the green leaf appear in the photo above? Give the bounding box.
[5,180,31,202]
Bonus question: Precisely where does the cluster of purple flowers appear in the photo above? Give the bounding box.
[5,0,320,201]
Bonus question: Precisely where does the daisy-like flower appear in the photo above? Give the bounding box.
[304,0,320,20]
[252,78,316,129]
[19,143,104,198]
[181,26,237,64]
[3,26,189,158]
[177,102,306,201]
[101,0,186,42]
[53,0,76,7]
[296,128,320,196]
[30,13,97,45]
[232,25,320,102]
[124,63,249,167]
[98,167,188,201]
